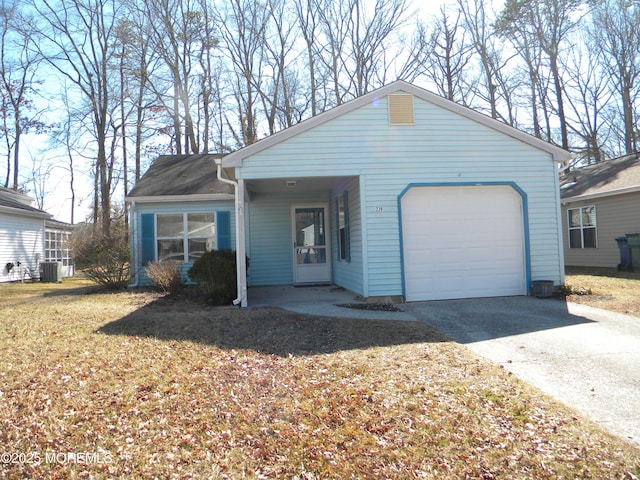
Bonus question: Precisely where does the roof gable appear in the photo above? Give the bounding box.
[127,154,234,199]
[560,154,640,200]
[222,80,570,168]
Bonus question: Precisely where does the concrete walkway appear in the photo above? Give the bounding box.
[249,286,640,448]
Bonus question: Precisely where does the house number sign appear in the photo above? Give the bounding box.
[375,206,383,213]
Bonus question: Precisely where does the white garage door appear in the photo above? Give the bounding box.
[401,186,526,301]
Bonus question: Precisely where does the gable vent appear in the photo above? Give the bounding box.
[388,93,414,126]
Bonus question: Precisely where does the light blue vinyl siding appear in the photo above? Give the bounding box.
[331,177,363,295]
[237,93,563,296]
[132,201,235,286]
[247,191,329,286]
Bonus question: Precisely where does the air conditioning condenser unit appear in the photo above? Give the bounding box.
[40,262,62,283]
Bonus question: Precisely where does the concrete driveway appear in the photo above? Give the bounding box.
[250,287,640,448]
[405,297,640,449]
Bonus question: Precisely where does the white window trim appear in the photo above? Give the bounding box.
[567,205,597,249]
[156,212,216,263]
[45,229,72,266]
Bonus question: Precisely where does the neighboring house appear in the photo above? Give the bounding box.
[560,153,640,268]
[0,187,74,282]
[128,80,570,304]
[126,154,235,287]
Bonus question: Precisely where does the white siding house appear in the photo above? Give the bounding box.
[1,187,50,282]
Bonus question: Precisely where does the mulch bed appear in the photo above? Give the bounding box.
[337,302,403,312]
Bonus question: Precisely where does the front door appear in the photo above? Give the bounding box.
[293,206,331,284]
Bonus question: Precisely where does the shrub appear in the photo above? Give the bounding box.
[68,219,130,290]
[554,284,592,298]
[145,261,183,295]
[188,249,237,305]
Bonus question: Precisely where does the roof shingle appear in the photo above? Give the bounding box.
[0,187,50,217]
[128,155,234,198]
[560,154,640,199]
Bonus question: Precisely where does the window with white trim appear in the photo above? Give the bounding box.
[45,230,72,266]
[568,206,597,248]
[156,212,216,262]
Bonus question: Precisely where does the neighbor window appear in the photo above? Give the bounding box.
[568,206,597,248]
[157,212,216,262]
[45,230,72,266]
[336,191,350,261]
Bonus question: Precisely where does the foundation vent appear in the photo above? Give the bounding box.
[388,93,414,126]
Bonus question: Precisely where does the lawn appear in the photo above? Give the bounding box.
[1,278,639,479]
[565,266,640,317]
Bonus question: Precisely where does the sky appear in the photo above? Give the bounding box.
[20,0,465,225]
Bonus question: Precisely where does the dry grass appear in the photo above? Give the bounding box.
[1,278,639,479]
[565,267,640,316]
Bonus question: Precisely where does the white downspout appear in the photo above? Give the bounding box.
[215,158,247,307]
[128,200,140,288]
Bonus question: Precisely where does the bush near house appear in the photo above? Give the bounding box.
[144,260,183,295]
[68,219,130,289]
[188,249,237,305]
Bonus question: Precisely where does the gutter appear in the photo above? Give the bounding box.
[561,185,640,204]
[214,158,248,307]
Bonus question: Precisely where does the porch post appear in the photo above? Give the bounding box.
[236,178,248,307]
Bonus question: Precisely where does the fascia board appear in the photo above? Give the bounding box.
[561,185,640,204]
[0,205,51,219]
[125,193,235,204]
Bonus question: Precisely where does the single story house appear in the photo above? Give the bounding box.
[560,154,640,268]
[126,154,235,286]
[0,186,74,282]
[127,80,570,305]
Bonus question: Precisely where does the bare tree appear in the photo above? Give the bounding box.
[31,0,122,235]
[195,0,220,154]
[314,0,352,107]
[294,0,325,116]
[457,0,517,124]
[496,0,582,150]
[563,45,613,164]
[590,0,640,156]
[347,0,410,95]
[422,6,472,103]
[0,3,48,190]
[49,85,83,224]
[254,0,307,134]
[116,5,163,182]
[144,0,205,154]
[395,21,434,84]
[216,0,268,146]
[313,0,410,106]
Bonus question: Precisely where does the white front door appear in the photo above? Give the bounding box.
[293,205,331,284]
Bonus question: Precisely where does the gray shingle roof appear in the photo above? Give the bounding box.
[0,187,50,217]
[127,154,234,198]
[560,154,640,199]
